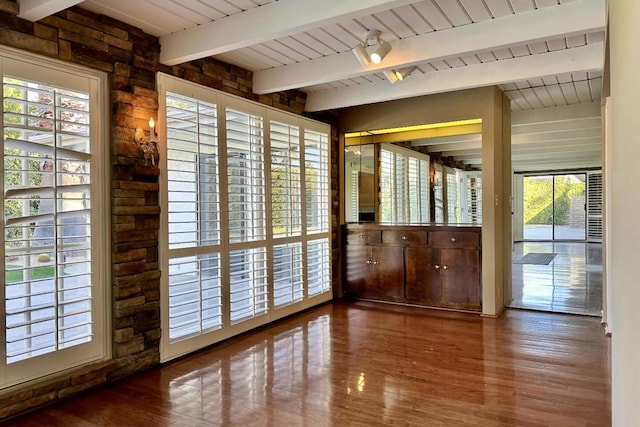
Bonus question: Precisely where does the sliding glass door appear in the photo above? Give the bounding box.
[523,173,586,241]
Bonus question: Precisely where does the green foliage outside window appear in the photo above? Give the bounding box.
[524,176,585,225]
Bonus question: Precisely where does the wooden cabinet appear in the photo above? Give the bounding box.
[345,244,404,301]
[344,224,481,312]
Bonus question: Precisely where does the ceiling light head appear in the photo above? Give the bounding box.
[384,66,417,84]
[396,66,417,81]
[352,43,371,67]
[383,69,399,84]
[370,41,391,64]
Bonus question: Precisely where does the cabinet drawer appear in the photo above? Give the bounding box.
[429,231,480,248]
[346,230,382,245]
[382,230,427,246]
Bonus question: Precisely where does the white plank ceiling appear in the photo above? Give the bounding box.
[52,0,605,171]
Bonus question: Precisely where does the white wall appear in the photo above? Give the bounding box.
[609,1,640,425]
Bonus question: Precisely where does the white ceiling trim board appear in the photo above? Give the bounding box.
[159,0,421,65]
[511,101,602,125]
[305,42,604,111]
[253,0,605,94]
[18,0,83,21]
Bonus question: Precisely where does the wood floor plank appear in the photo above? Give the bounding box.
[2,301,611,426]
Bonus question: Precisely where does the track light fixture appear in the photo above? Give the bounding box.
[351,29,392,67]
[352,43,370,67]
[370,41,391,64]
[383,66,417,84]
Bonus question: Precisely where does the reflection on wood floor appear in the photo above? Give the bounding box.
[5,301,610,426]
[509,241,603,316]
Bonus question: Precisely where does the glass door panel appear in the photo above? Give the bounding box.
[553,174,586,240]
[523,174,587,241]
[523,175,553,240]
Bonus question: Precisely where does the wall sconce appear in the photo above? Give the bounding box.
[135,117,160,167]
[351,29,392,66]
[344,146,361,156]
[383,66,417,84]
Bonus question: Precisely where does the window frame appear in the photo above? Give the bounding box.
[158,74,332,362]
[0,46,109,389]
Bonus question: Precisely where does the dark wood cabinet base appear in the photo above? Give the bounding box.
[343,223,482,312]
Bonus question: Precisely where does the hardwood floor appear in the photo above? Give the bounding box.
[4,301,611,426]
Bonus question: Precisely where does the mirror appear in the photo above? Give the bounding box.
[345,144,375,222]
[343,122,483,225]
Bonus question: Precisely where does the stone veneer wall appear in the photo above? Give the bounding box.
[0,0,339,419]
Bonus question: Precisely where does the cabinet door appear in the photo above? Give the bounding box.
[344,244,369,297]
[405,247,441,305]
[362,246,404,300]
[345,245,404,301]
[440,248,480,310]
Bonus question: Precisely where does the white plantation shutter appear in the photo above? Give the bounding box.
[445,167,458,223]
[159,74,331,362]
[166,93,219,249]
[304,130,329,233]
[466,173,482,223]
[1,52,107,388]
[381,145,430,223]
[270,121,301,237]
[229,248,268,323]
[307,238,330,296]
[165,92,222,343]
[168,254,221,340]
[226,107,268,325]
[380,148,395,222]
[433,164,444,223]
[395,152,408,221]
[407,156,430,223]
[350,170,359,222]
[4,78,93,363]
[587,171,603,242]
[227,108,266,243]
[273,242,303,307]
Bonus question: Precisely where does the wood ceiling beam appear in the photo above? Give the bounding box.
[159,0,420,66]
[254,0,605,95]
[305,42,603,111]
[18,0,83,21]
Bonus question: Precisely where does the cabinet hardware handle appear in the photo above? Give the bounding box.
[373,260,379,265]
[451,237,457,242]
[366,260,372,264]
[443,265,448,270]
[402,235,408,240]
[359,234,365,239]
[435,264,440,269]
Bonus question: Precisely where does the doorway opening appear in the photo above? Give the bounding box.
[510,171,603,316]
